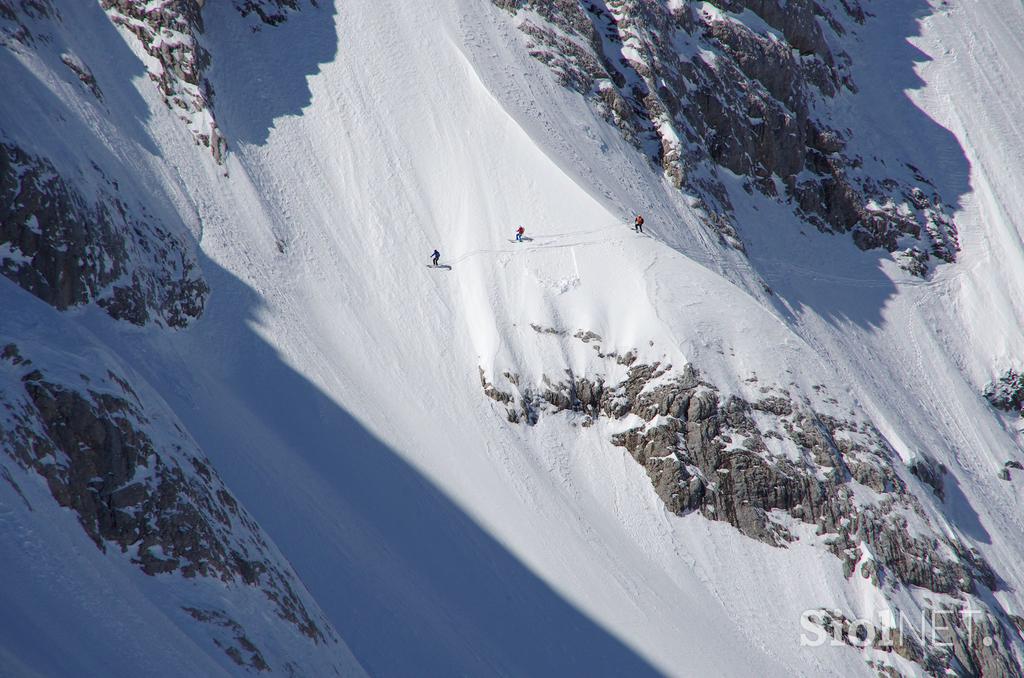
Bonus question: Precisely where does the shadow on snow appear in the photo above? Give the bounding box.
[736,0,972,331]
[151,250,664,677]
[203,1,341,150]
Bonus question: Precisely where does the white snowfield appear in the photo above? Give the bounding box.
[2,0,1024,676]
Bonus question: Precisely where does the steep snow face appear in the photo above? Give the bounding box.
[0,2,208,326]
[177,0,1023,674]
[0,2,364,675]
[492,0,960,275]
[3,0,1024,676]
[0,293,365,676]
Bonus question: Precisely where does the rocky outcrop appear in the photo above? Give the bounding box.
[805,604,1021,678]
[494,0,959,274]
[485,359,981,592]
[0,344,316,630]
[0,143,207,326]
[101,0,314,163]
[0,0,58,47]
[2,4,210,325]
[480,330,1021,675]
[0,343,341,668]
[3,1,315,162]
[233,0,308,26]
[101,0,224,160]
[182,607,271,672]
[908,453,946,501]
[985,369,1024,416]
[4,0,318,161]
[60,52,104,101]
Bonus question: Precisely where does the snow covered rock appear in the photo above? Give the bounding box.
[0,143,207,327]
[0,0,57,46]
[985,369,1024,416]
[4,0,1024,674]
[102,0,223,160]
[0,341,360,674]
[232,0,308,26]
[101,0,314,162]
[59,51,103,101]
[482,341,1019,676]
[494,0,959,272]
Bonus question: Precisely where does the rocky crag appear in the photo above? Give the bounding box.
[2,1,213,325]
[2,0,313,162]
[986,369,1024,417]
[0,341,351,672]
[493,0,959,275]
[1,2,356,671]
[0,142,208,327]
[481,327,1023,675]
[100,0,315,162]
[0,0,318,324]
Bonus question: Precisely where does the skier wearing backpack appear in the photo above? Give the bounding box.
[515,226,525,242]
[431,249,440,267]
[634,215,644,233]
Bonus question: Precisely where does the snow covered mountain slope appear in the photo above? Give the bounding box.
[3,0,1024,675]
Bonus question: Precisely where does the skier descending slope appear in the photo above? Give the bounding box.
[515,225,525,242]
[430,249,440,267]
[634,214,644,233]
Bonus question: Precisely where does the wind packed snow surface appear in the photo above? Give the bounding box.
[3,0,1024,676]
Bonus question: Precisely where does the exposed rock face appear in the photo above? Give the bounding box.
[908,453,946,501]
[3,1,315,162]
[985,369,1024,416]
[484,360,980,592]
[0,342,343,669]
[233,0,310,26]
[494,0,959,273]
[182,607,270,671]
[0,0,58,47]
[102,0,225,160]
[100,0,315,163]
[480,329,1021,675]
[0,2,358,669]
[806,605,1021,678]
[60,52,104,101]
[0,143,207,327]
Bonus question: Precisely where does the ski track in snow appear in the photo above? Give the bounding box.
[4,0,1024,675]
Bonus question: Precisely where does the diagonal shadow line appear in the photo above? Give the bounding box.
[0,1,662,670]
[713,0,971,332]
[0,3,161,165]
[203,0,340,150]
[153,251,665,677]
